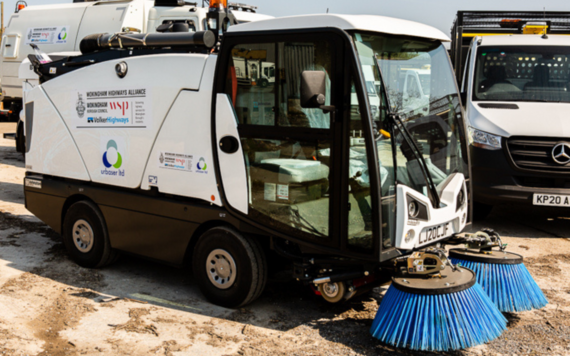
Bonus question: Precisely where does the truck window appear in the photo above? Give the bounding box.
[473,46,570,103]
[224,40,335,241]
[349,79,395,251]
[353,32,468,208]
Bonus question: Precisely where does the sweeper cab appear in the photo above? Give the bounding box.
[22,3,473,309]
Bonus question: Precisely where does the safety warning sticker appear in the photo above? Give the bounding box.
[25,26,71,45]
[277,184,289,200]
[159,152,193,172]
[73,87,152,129]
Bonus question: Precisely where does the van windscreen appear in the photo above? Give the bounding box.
[473,46,570,103]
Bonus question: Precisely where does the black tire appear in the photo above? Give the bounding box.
[62,200,119,268]
[473,201,493,221]
[259,79,268,88]
[193,227,267,308]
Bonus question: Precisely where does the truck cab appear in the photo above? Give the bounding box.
[451,12,570,218]
[23,13,469,307]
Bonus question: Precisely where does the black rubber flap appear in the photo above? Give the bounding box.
[391,266,476,295]
[449,248,523,265]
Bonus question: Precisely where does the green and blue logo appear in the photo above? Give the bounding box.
[197,157,207,172]
[58,27,68,41]
[102,140,123,169]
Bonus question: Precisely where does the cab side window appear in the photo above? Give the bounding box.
[225,40,334,241]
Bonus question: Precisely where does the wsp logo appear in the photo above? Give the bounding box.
[110,102,129,116]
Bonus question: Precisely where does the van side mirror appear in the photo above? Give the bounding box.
[300,71,326,108]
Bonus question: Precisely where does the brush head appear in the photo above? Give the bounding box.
[449,248,523,265]
[449,249,548,312]
[371,265,507,351]
[392,265,476,295]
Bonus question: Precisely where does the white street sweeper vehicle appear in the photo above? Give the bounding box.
[22,2,547,351]
[0,0,271,153]
[450,11,570,219]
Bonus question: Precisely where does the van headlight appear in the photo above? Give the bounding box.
[469,127,502,150]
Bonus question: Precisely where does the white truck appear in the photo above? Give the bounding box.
[23,5,471,309]
[233,56,275,87]
[0,0,272,152]
[451,11,570,219]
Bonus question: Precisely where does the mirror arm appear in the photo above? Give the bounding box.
[319,105,336,122]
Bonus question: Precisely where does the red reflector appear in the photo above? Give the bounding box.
[18,4,26,10]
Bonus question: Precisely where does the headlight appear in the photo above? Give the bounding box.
[469,127,502,150]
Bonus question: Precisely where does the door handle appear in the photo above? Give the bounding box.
[219,136,239,154]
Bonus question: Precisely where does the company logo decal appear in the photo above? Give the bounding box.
[76,94,86,118]
[58,27,68,41]
[552,143,570,165]
[158,152,193,172]
[197,157,208,172]
[110,101,129,116]
[103,140,123,169]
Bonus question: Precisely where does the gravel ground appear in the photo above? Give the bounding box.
[1,122,570,355]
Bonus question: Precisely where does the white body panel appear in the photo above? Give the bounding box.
[75,1,146,42]
[141,57,221,206]
[39,54,208,190]
[215,94,248,214]
[25,87,90,181]
[467,100,570,138]
[395,174,468,250]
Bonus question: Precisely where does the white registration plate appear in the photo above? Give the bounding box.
[418,221,454,245]
[533,193,570,207]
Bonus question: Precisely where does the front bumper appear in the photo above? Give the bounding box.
[471,145,570,205]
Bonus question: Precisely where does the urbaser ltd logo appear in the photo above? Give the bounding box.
[196,157,208,174]
[58,27,68,41]
[101,139,125,177]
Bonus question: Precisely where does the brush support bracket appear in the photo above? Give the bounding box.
[449,249,523,265]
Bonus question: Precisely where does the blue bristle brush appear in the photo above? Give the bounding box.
[449,249,547,312]
[370,265,507,351]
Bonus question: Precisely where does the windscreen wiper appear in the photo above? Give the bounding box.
[373,58,441,208]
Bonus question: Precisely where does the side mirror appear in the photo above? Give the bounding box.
[300,71,326,108]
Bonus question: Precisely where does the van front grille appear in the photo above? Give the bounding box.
[507,136,570,172]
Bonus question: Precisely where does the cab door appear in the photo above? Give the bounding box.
[213,31,345,249]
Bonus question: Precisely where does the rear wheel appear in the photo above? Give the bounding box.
[193,227,267,308]
[473,201,493,221]
[62,200,119,268]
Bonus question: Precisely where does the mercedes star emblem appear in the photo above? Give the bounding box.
[552,143,570,165]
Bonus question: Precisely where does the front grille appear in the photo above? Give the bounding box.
[514,176,570,188]
[507,136,570,172]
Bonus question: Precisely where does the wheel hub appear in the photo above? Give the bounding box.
[72,219,94,253]
[322,282,339,298]
[206,249,237,290]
